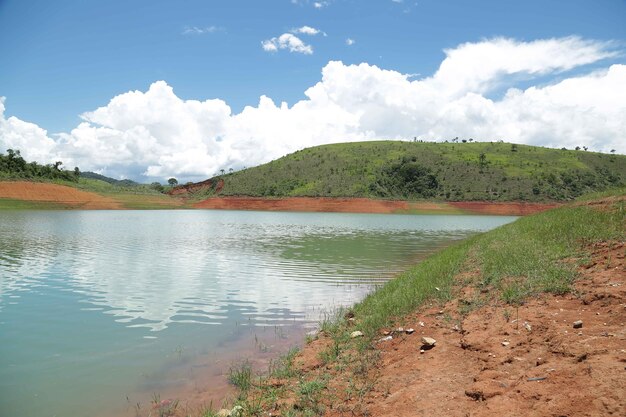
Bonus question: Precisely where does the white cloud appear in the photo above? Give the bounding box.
[182,26,219,35]
[261,33,313,54]
[313,2,330,9]
[1,36,624,182]
[346,38,355,46]
[292,0,330,8]
[431,36,618,97]
[291,25,324,36]
[0,97,57,163]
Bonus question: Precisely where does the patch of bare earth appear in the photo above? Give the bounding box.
[193,197,558,216]
[263,236,624,416]
[448,201,561,216]
[0,181,122,209]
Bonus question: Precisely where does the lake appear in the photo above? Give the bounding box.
[0,210,516,417]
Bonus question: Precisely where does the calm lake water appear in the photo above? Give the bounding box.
[0,210,516,417]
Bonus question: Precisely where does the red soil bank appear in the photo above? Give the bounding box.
[194,196,559,216]
[449,201,561,215]
[0,181,121,209]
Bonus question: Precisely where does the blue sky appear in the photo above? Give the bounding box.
[1,0,624,132]
[0,0,625,181]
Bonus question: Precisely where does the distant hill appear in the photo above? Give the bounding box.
[80,171,140,187]
[192,141,626,202]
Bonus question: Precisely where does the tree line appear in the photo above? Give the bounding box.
[0,149,79,182]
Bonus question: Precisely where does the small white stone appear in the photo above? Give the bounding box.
[421,336,436,347]
[501,341,510,347]
[351,331,364,338]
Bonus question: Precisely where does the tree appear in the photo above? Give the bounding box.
[74,167,80,178]
[220,169,225,175]
[583,146,588,151]
[511,144,518,152]
[228,168,233,173]
[610,149,616,154]
[150,182,164,192]
[478,153,488,173]
[168,177,178,186]
[575,146,581,151]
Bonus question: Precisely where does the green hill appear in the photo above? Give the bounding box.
[80,171,140,187]
[198,141,625,202]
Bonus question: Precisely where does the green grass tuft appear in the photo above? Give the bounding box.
[352,197,625,334]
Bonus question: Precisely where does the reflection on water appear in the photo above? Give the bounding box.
[0,210,516,417]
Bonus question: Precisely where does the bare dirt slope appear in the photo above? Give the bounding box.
[194,196,559,216]
[0,181,122,209]
[283,240,625,417]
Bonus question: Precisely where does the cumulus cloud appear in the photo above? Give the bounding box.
[1,36,624,182]
[0,97,57,163]
[262,33,313,54]
[291,25,325,36]
[430,37,619,97]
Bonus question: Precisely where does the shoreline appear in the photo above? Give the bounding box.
[193,196,559,216]
[210,195,625,417]
[1,181,560,215]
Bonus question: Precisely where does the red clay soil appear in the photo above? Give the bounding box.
[194,197,559,216]
[274,240,625,417]
[0,181,122,209]
[449,201,561,216]
[169,179,224,196]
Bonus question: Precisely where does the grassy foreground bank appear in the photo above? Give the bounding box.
[206,193,625,417]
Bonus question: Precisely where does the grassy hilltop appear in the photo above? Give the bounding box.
[2,142,625,209]
[198,141,625,202]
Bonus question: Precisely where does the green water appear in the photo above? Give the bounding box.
[0,210,516,416]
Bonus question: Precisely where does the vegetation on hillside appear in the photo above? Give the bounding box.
[0,149,79,182]
[80,171,140,187]
[203,141,625,202]
[0,149,188,209]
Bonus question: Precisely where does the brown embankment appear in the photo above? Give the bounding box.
[0,181,122,209]
[272,239,625,417]
[449,201,561,215]
[169,178,224,196]
[193,196,560,216]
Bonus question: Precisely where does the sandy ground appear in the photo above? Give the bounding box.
[193,196,558,216]
[278,240,625,417]
[0,181,122,209]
